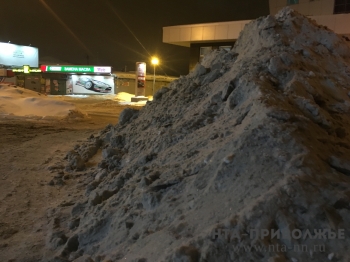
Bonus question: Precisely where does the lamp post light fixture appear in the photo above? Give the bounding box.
[151,57,159,96]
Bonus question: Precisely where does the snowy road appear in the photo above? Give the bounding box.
[0,96,141,261]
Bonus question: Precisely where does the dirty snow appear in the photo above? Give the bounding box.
[0,85,146,120]
[40,7,350,262]
[2,7,350,262]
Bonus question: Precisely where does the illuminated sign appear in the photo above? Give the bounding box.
[30,68,41,72]
[0,42,39,67]
[12,66,41,73]
[94,67,111,73]
[40,65,112,74]
[71,75,115,95]
[135,62,146,96]
[23,65,30,73]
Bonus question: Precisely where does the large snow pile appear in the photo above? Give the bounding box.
[0,85,85,119]
[45,8,350,262]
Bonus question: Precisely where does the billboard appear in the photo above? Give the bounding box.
[0,42,39,67]
[135,62,146,96]
[70,75,114,94]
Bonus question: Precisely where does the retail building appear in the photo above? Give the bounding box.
[163,0,350,72]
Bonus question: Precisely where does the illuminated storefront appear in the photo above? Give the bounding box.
[10,65,115,95]
[40,65,115,95]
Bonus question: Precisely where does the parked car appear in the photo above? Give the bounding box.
[75,77,112,93]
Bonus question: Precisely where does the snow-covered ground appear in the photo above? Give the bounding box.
[0,87,145,262]
[0,85,148,120]
[54,92,152,105]
[0,85,78,118]
[115,92,152,105]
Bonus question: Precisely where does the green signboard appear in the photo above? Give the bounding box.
[40,65,111,74]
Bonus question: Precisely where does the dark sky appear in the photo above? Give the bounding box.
[1,0,269,76]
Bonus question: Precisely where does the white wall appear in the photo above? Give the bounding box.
[163,20,250,47]
[269,0,335,16]
[163,0,350,47]
[313,13,350,35]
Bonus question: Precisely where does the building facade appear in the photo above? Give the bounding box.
[270,0,349,16]
[163,0,350,72]
[10,66,177,96]
[115,72,178,97]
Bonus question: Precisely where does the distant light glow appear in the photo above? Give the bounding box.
[12,67,41,73]
[106,1,151,57]
[151,57,159,65]
[39,0,92,56]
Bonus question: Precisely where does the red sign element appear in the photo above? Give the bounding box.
[40,65,48,72]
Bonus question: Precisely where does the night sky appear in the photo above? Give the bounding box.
[1,0,269,76]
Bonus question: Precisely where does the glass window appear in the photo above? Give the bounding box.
[219,46,232,52]
[199,46,212,62]
[287,0,299,5]
[335,0,346,4]
[334,0,350,13]
[200,46,212,56]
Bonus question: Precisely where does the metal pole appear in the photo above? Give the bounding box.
[153,64,156,96]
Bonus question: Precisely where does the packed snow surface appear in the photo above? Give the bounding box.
[54,92,150,106]
[0,85,79,118]
[44,8,350,262]
[0,85,146,120]
[115,92,151,105]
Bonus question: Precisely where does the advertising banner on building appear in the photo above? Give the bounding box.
[0,42,39,67]
[135,62,146,96]
[71,75,114,94]
[41,65,111,74]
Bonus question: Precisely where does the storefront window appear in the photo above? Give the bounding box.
[334,0,350,14]
[287,0,299,5]
[219,46,232,52]
[199,46,212,62]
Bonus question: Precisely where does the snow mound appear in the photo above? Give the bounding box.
[114,92,135,102]
[114,92,151,106]
[0,85,86,119]
[46,8,350,262]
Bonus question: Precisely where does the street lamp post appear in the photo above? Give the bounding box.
[151,57,159,96]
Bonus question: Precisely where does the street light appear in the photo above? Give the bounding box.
[151,56,159,96]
